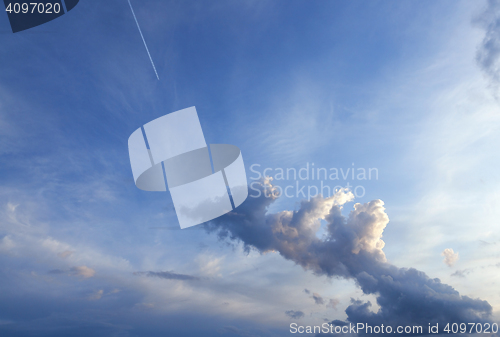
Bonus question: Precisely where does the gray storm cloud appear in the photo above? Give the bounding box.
[206,180,492,335]
[475,0,500,95]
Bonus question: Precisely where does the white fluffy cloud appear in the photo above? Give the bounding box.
[88,289,104,300]
[442,248,459,267]
[71,266,96,278]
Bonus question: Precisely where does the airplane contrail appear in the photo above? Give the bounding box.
[127,0,160,80]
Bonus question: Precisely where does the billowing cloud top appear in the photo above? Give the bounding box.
[206,181,492,335]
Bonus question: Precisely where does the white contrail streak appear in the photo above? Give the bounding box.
[127,0,160,80]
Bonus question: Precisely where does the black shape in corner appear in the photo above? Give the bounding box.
[3,0,80,33]
[64,0,79,12]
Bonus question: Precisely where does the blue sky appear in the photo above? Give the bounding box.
[1,0,500,336]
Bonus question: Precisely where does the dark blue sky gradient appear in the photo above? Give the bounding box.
[0,1,498,336]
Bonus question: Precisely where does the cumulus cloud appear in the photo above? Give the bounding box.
[133,271,200,281]
[70,266,96,278]
[330,319,349,327]
[327,298,340,310]
[475,0,500,95]
[88,290,104,301]
[206,182,492,335]
[442,248,459,267]
[57,250,73,259]
[285,310,305,319]
[312,292,324,305]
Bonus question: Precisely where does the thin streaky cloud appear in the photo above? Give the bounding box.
[127,0,160,80]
